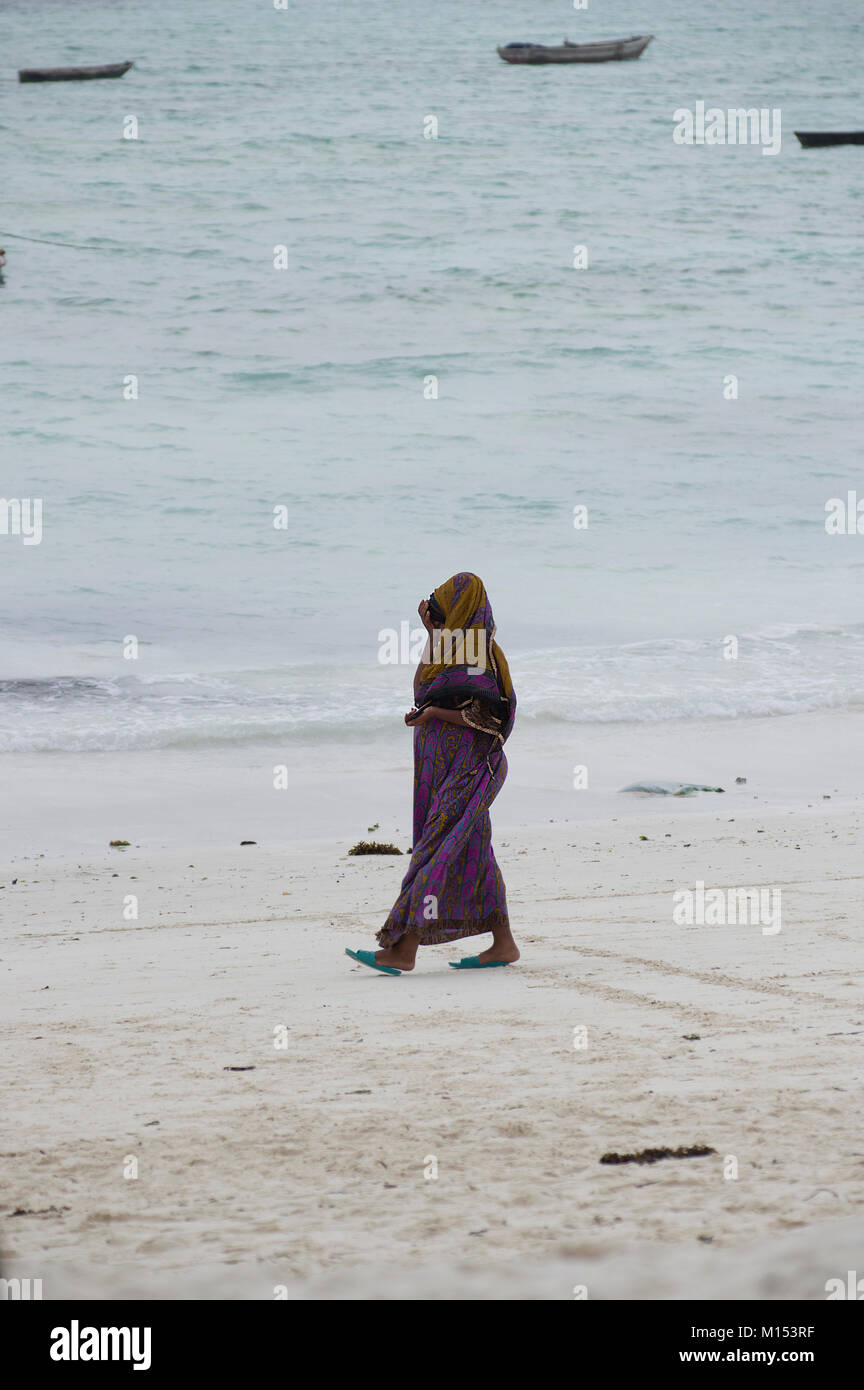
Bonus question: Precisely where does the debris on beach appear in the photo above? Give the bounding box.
[240,840,257,845]
[109,839,130,847]
[223,1065,256,1072]
[619,781,724,796]
[736,776,747,784]
[600,1144,716,1166]
[348,840,402,855]
[11,1204,70,1218]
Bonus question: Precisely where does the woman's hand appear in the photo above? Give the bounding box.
[418,599,435,634]
[405,705,468,729]
[405,706,433,726]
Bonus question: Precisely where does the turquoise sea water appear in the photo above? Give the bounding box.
[1,0,863,750]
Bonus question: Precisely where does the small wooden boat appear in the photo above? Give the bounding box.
[497,35,652,64]
[18,60,134,83]
[795,130,864,148]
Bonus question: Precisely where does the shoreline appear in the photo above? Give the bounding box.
[3,707,863,860]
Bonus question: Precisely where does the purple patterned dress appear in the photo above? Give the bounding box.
[377,705,511,948]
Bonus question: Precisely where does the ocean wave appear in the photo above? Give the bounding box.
[2,624,862,754]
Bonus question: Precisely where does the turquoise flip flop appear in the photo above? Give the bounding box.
[448,956,511,970]
[345,947,401,976]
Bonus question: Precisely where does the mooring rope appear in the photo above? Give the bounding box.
[0,229,125,251]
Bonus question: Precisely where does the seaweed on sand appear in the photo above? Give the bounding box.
[348,840,402,856]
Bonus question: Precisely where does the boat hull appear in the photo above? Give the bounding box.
[18,61,134,83]
[794,130,864,148]
[497,36,652,64]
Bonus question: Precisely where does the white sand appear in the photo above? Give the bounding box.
[3,742,863,1298]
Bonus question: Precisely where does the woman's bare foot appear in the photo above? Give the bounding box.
[474,942,520,964]
[375,932,419,972]
[475,923,520,965]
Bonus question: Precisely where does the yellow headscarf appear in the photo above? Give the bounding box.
[422,572,514,708]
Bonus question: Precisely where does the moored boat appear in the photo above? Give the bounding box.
[18,61,134,83]
[497,35,652,65]
[794,130,864,148]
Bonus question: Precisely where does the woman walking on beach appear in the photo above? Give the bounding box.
[346,571,518,975]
